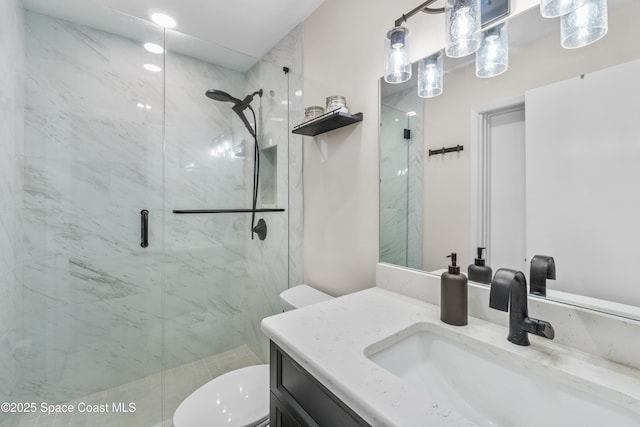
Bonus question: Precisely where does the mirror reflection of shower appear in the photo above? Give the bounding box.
[206,88,264,239]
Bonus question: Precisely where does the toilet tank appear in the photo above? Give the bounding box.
[280,285,333,311]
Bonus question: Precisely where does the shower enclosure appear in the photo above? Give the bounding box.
[0,2,303,426]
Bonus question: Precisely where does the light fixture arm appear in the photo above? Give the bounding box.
[394,0,444,27]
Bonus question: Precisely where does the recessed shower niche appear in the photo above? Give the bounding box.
[260,144,277,207]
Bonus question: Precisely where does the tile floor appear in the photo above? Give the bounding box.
[13,345,263,427]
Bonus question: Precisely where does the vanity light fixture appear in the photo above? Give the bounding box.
[384,27,412,83]
[386,0,509,86]
[418,51,444,97]
[445,0,482,58]
[476,22,509,78]
[540,0,588,18]
[560,0,608,49]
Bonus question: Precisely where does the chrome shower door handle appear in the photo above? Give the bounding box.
[140,209,149,248]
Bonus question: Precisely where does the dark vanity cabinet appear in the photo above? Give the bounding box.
[269,341,371,427]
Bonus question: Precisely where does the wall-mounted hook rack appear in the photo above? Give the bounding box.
[428,144,464,156]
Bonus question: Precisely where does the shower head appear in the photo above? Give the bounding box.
[205,88,263,139]
[205,89,242,104]
[206,89,263,109]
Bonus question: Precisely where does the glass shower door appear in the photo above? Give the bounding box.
[16,9,165,427]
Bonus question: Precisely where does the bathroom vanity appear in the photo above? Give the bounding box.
[261,264,640,426]
[269,342,369,426]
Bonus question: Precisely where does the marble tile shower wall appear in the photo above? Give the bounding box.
[0,1,25,426]
[162,46,249,370]
[21,10,303,411]
[244,55,300,361]
[260,24,304,291]
[22,11,165,404]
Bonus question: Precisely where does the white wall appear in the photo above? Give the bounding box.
[301,0,539,295]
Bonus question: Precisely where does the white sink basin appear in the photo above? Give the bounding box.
[366,323,639,427]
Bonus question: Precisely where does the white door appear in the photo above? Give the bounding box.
[487,106,526,272]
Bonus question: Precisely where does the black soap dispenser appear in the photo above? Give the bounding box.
[441,253,468,326]
[468,247,493,284]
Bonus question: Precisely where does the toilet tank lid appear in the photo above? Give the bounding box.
[280,284,333,310]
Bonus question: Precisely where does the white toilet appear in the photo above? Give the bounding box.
[173,285,333,427]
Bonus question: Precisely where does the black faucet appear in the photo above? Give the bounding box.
[529,255,556,297]
[489,268,555,346]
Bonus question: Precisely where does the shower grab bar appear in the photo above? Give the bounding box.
[172,208,285,214]
[140,209,149,248]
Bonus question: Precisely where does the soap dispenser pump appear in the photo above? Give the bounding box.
[468,247,493,284]
[441,253,468,326]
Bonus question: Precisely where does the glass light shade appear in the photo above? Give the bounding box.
[445,0,482,58]
[561,0,608,49]
[418,51,443,98]
[384,27,411,84]
[540,0,589,18]
[476,22,509,78]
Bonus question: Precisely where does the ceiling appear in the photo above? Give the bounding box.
[22,0,326,72]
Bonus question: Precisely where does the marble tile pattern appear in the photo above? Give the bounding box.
[20,10,303,420]
[243,24,305,362]
[262,23,305,292]
[258,24,304,290]
[22,11,165,407]
[380,88,424,270]
[0,1,25,427]
[162,43,249,374]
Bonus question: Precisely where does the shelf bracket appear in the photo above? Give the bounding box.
[316,133,328,163]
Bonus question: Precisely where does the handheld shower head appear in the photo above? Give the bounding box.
[205,89,242,104]
[205,88,263,139]
[204,87,265,241]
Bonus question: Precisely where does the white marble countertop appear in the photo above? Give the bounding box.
[261,287,640,427]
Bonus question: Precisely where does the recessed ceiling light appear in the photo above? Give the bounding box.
[144,63,162,72]
[144,42,164,54]
[151,13,177,29]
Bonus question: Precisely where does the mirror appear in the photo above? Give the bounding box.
[379,0,640,320]
[380,82,424,270]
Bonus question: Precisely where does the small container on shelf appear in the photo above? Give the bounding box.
[326,96,348,113]
[304,106,325,121]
